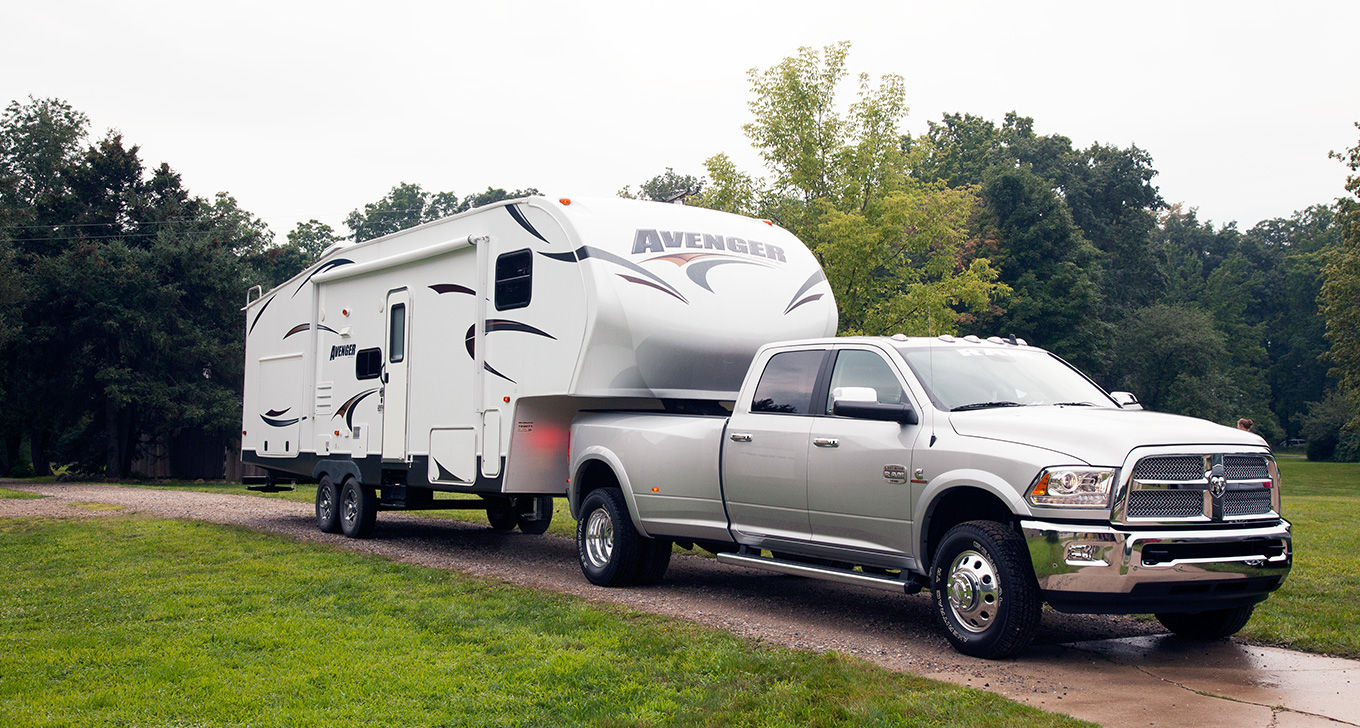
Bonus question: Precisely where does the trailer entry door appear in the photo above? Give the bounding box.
[382,289,411,461]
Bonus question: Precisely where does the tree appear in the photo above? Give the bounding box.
[618,167,704,202]
[1112,304,1238,423]
[1320,124,1360,453]
[345,183,540,242]
[693,43,1005,336]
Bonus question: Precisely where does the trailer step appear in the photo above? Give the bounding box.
[244,475,295,493]
[716,551,923,594]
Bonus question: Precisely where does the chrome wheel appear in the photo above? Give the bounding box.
[947,549,1000,633]
[583,508,615,569]
[318,486,334,523]
[342,486,359,527]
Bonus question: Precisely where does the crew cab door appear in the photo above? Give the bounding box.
[722,348,829,542]
[806,347,923,555]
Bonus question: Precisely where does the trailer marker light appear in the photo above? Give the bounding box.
[334,430,340,436]
[503,396,510,403]
[762,219,774,226]
[651,487,659,493]
[342,308,349,317]
[560,198,572,205]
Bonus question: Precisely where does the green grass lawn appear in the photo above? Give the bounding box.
[0,486,43,499]
[0,516,1089,728]
[1239,459,1360,656]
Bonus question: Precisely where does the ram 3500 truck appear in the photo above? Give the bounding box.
[567,334,1292,658]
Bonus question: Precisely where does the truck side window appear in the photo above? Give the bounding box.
[825,349,906,414]
[751,350,824,415]
[355,347,382,380]
[495,249,533,311]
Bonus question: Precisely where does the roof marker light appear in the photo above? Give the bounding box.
[762,219,774,226]
[560,198,572,205]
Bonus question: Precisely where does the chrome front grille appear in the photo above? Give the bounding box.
[1130,456,1203,481]
[1127,490,1203,518]
[1120,452,1277,524]
[1224,489,1274,517]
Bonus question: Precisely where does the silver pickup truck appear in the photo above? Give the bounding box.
[567,335,1292,658]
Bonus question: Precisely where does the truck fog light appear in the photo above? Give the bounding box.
[1064,543,1105,565]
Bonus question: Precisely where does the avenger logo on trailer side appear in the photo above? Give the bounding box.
[329,344,357,360]
[631,229,787,263]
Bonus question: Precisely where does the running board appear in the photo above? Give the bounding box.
[716,551,922,594]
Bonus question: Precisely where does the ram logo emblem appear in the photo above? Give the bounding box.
[883,465,908,484]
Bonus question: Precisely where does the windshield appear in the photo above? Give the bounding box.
[896,346,1115,411]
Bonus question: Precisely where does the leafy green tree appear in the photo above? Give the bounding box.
[346,183,539,242]
[1320,124,1360,452]
[1112,304,1237,423]
[694,43,1005,336]
[619,168,704,202]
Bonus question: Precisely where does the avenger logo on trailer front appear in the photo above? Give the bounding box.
[631,229,787,263]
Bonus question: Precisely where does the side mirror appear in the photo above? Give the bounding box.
[1111,391,1141,410]
[832,387,918,425]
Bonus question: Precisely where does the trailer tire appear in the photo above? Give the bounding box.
[635,538,673,585]
[1155,605,1255,640]
[315,475,341,533]
[516,496,554,535]
[576,488,644,587]
[930,520,1041,659]
[485,498,517,531]
[339,478,377,539]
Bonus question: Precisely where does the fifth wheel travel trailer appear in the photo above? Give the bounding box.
[240,196,839,537]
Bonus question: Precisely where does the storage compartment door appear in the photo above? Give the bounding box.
[257,354,304,457]
[429,428,476,484]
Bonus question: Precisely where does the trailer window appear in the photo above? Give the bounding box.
[389,303,406,362]
[355,347,382,380]
[495,249,533,311]
[751,350,824,415]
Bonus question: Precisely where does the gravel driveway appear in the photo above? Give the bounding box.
[3,483,1356,728]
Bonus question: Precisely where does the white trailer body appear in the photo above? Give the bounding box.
[241,197,838,497]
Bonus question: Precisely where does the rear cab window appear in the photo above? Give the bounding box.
[750,350,826,415]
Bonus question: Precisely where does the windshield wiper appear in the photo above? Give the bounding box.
[1050,401,1095,407]
[951,401,1026,412]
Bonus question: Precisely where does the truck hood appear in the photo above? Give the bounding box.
[948,406,1267,465]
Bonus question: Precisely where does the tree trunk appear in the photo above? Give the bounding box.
[29,428,50,477]
[1,431,17,475]
[105,398,122,479]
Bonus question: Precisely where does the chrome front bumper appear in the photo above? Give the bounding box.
[1020,519,1292,614]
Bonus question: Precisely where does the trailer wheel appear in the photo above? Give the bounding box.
[516,496,554,535]
[485,498,517,531]
[339,478,377,538]
[929,520,1041,659]
[315,475,341,534]
[635,538,673,585]
[1155,606,1255,640]
[576,488,644,586]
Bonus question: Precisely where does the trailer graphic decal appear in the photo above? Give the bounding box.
[539,246,688,303]
[292,258,355,297]
[783,271,829,315]
[429,283,475,295]
[247,295,274,334]
[283,322,340,339]
[675,255,772,293]
[506,205,549,243]
[432,458,466,483]
[260,407,301,427]
[332,388,380,430]
[463,319,557,383]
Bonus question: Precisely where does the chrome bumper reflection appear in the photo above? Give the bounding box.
[1021,519,1292,597]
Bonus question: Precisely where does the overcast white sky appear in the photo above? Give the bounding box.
[4,1,1358,240]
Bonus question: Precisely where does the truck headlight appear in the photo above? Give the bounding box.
[1028,467,1115,508]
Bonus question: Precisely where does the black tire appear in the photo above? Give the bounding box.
[576,488,645,587]
[485,498,517,531]
[339,477,377,538]
[635,538,673,585]
[315,475,341,534]
[929,520,1041,659]
[1155,605,1255,640]
[516,496,554,535]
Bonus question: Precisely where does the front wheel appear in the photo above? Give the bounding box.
[576,488,645,587]
[930,520,1041,659]
[1156,606,1255,640]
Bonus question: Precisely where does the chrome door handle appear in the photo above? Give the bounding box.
[729,433,752,442]
[813,438,839,448]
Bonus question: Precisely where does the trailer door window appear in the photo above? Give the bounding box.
[751,350,825,415]
[389,303,406,362]
[495,249,533,311]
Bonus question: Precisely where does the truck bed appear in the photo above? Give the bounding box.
[571,411,730,542]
